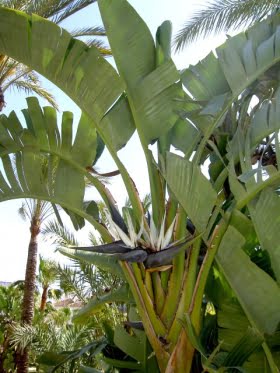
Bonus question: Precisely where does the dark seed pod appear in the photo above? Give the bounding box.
[118,249,148,263]
[70,240,131,254]
[145,239,192,268]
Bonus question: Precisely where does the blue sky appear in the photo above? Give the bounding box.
[0,0,227,281]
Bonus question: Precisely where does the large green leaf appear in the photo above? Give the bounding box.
[102,307,158,372]
[179,15,280,162]
[0,3,182,152]
[99,0,183,144]
[182,17,280,101]
[249,88,280,148]
[229,210,259,254]
[170,118,201,156]
[165,152,217,232]
[221,327,263,367]
[216,300,280,373]
[38,340,106,372]
[0,7,133,152]
[113,325,145,363]
[0,97,111,238]
[181,52,229,101]
[249,189,280,283]
[99,0,155,89]
[228,86,280,162]
[216,225,280,335]
[74,285,133,323]
[0,4,161,222]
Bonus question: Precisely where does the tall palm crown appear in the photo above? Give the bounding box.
[0,0,109,110]
[174,0,280,51]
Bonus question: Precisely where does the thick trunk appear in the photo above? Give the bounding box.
[16,220,40,373]
[40,286,48,312]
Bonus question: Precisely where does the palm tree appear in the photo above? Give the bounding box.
[16,199,54,372]
[0,0,109,111]
[174,0,280,51]
[37,256,59,312]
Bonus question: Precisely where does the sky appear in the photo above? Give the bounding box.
[0,0,228,282]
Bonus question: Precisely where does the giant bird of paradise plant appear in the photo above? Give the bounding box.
[0,1,280,372]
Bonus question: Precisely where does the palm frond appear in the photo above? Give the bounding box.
[4,0,96,22]
[0,59,18,85]
[49,0,97,24]
[18,199,54,223]
[69,25,106,37]
[37,200,55,221]
[88,231,102,246]
[57,264,88,301]
[9,79,58,109]
[174,0,278,51]
[38,255,58,287]
[0,0,28,9]
[9,323,36,351]
[42,220,79,246]
[83,39,111,56]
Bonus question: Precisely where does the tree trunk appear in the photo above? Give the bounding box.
[16,219,40,373]
[40,286,48,312]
